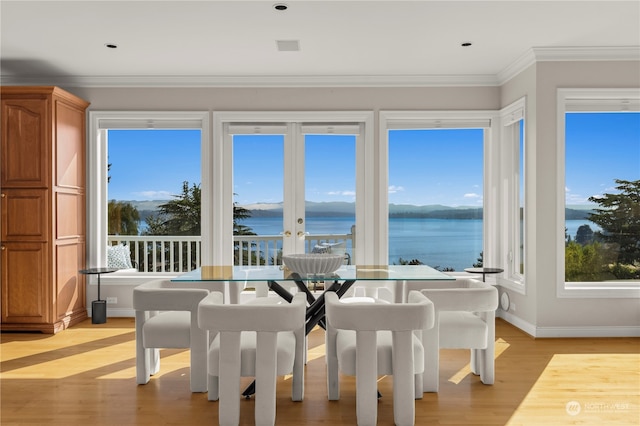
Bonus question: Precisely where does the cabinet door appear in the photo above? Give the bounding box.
[1,242,49,324]
[1,98,49,187]
[1,189,49,241]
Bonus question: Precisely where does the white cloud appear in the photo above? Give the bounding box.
[327,190,355,196]
[566,193,591,204]
[134,190,173,199]
[464,193,480,198]
[388,185,405,194]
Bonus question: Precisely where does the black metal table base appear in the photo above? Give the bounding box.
[241,275,356,397]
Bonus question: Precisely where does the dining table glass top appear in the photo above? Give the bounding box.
[172,264,455,282]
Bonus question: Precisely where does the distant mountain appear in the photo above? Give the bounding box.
[242,201,482,219]
[565,208,594,220]
[113,199,595,221]
[244,201,355,217]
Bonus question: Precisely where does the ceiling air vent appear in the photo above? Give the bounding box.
[276,40,300,52]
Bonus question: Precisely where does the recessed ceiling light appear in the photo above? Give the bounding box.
[105,43,118,49]
[461,42,472,47]
[273,3,288,11]
[276,40,300,52]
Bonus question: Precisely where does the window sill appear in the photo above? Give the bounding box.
[558,281,640,298]
[93,271,179,286]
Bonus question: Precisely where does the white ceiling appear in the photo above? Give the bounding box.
[1,0,639,87]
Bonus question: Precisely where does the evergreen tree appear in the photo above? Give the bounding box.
[587,179,640,265]
[145,182,201,235]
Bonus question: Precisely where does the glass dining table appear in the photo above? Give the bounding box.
[173,264,453,396]
[173,264,454,335]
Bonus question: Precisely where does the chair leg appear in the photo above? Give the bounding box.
[422,328,439,393]
[414,373,423,400]
[393,331,415,426]
[208,375,219,401]
[136,347,150,385]
[190,328,208,393]
[356,331,378,426]
[326,329,340,401]
[148,347,160,375]
[292,329,305,401]
[219,333,241,426]
[255,332,278,426]
[470,348,479,376]
[480,347,495,385]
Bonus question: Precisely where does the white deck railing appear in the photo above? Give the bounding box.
[108,231,354,273]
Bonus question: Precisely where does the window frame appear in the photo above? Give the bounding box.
[88,111,210,281]
[556,88,640,298]
[499,98,526,294]
[379,110,502,279]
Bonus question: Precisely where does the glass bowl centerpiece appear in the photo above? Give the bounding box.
[282,253,344,277]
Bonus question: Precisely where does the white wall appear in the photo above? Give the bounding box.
[501,60,640,336]
[71,63,640,336]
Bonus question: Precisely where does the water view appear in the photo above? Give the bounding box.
[239,217,596,272]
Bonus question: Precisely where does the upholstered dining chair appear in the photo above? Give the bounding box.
[416,278,499,392]
[133,279,209,392]
[325,291,434,426]
[198,292,306,426]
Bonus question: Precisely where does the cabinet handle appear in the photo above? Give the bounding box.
[1,246,5,251]
[0,193,5,198]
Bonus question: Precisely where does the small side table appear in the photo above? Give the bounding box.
[464,267,504,282]
[79,267,118,324]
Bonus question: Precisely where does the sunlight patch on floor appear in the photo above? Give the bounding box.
[447,337,510,385]
[506,353,640,425]
[2,340,136,379]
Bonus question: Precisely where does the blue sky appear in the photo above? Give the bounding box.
[565,112,640,205]
[107,112,639,206]
[108,129,201,201]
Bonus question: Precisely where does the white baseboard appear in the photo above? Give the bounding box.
[498,309,640,338]
[498,309,537,336]
[533,325,640,338]
[95,307,135,318]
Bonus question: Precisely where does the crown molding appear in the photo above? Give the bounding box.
[497,46,640,85]
[2,47,638,88]
[0,73,500,88]
[533,46,640,62]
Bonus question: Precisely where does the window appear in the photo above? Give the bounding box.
[387,128,484,271]
[88,112,209,276]
[380,111,501,277]
[500,98,526,291]
[557,89,640,297]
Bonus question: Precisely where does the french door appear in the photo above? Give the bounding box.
[229,123,357,259]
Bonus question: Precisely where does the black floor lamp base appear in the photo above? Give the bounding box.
[92,300,107,324]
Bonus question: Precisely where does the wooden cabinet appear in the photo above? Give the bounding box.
[1,86,89,333]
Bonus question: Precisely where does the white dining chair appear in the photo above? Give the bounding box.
[417,278,499,392]
[325,290,434,426]
[198,291,306,426]
[133,279,209,392]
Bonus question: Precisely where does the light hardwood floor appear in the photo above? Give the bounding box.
[1,318,638,425]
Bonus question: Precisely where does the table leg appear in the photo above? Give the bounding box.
[242,278,355,397]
